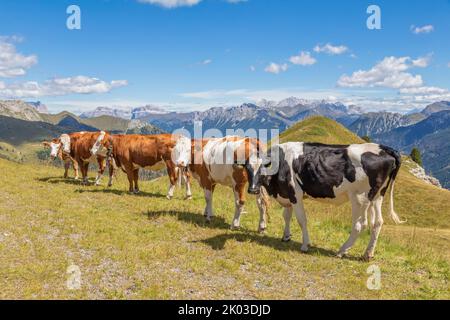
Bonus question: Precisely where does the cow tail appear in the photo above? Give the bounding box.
[381,145,406,224]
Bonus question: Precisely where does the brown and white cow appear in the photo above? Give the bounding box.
[90,133,192,199]
[45,132,114,186]
[43,135,79,180]
[172,136,269,232]
[250,142,405,260]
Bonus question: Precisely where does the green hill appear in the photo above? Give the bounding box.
[278,116,364,144]
[39,111,80,125]
[81,115,131,132]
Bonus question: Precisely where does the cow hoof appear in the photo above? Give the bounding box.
[336,252,346,259]
[230,225,240,231]
[258,227,266,234]
[185,195,193,200]
[133,190,140,195]
[74,177,79,181]
[362,253,373,262]
[281,235,292,242]
[107,183,112,187]
[300,244,309,253]
[166,195,173,200]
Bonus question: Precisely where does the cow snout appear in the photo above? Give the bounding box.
[179,161,186,167]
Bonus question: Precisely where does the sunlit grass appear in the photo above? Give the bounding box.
[0,158,448,299]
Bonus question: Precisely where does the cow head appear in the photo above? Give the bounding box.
[90,131,110,157]
[171,135,192,167]
[244,152,264,195]
[248,146,281,195]
[43,139,62,160]
[247,152,275,195]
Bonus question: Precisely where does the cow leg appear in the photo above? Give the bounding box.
[293,200,311,253]
[337,193,370,258]
[124,167,134,193]
[256,192,268,233]
[184,171,193,200]
[231,184,246,230]
[203,187,215,222]
[166,161,177,200]
[133,169,139,194]
[95,158,106,186]
[63,159,70,178]
[72,159,79,180]
[107,159,114,187]
[282,206,293,242]
[368,204,376,231]
[81,162,89,185]
[363,197,384,261]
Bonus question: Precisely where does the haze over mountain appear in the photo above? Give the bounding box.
[79,106,132,120]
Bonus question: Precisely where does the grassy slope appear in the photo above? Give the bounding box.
[81,116,129,132]
[0,159,448,299]
[39,111,79,125]
[278,116,364,144]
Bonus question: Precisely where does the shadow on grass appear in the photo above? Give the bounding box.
[75,188,167,198]
[144,210,234,231]
[196,232,360,260]
[36,176,85,186]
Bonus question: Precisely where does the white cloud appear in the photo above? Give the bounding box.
[0,38,37,78]
[337,56,425,89]
[412,54,432,68]
[411,24,434,34]
[201,59,212,65]
[289,51,316,66]
[138,0,202,8]
[226,0,247,3]
[0,76,128,98]
[264,62,288,74]
[249,65,256,72]
[313,43,348,55]
[448,62,450,68]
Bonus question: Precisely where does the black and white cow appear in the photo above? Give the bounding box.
[250,142,405,260]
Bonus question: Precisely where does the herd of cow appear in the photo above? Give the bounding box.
[43,131,405,261]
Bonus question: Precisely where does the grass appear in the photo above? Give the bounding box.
[0,158,449,299]
[278,116,364,145]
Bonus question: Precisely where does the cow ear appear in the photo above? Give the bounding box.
[42,141,50,148]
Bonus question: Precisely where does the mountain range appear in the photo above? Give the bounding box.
[0,102,163,146]
[0,98,449,188]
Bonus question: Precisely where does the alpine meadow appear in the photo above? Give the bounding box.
[0,0,449,303]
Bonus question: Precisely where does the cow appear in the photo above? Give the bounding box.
[43,135,79,180]
[249,142,405,260]
[45,132,114,186]
[90,133,193,200]
[172,136,269,232]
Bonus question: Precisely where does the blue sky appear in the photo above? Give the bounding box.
[0,0,449,113]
